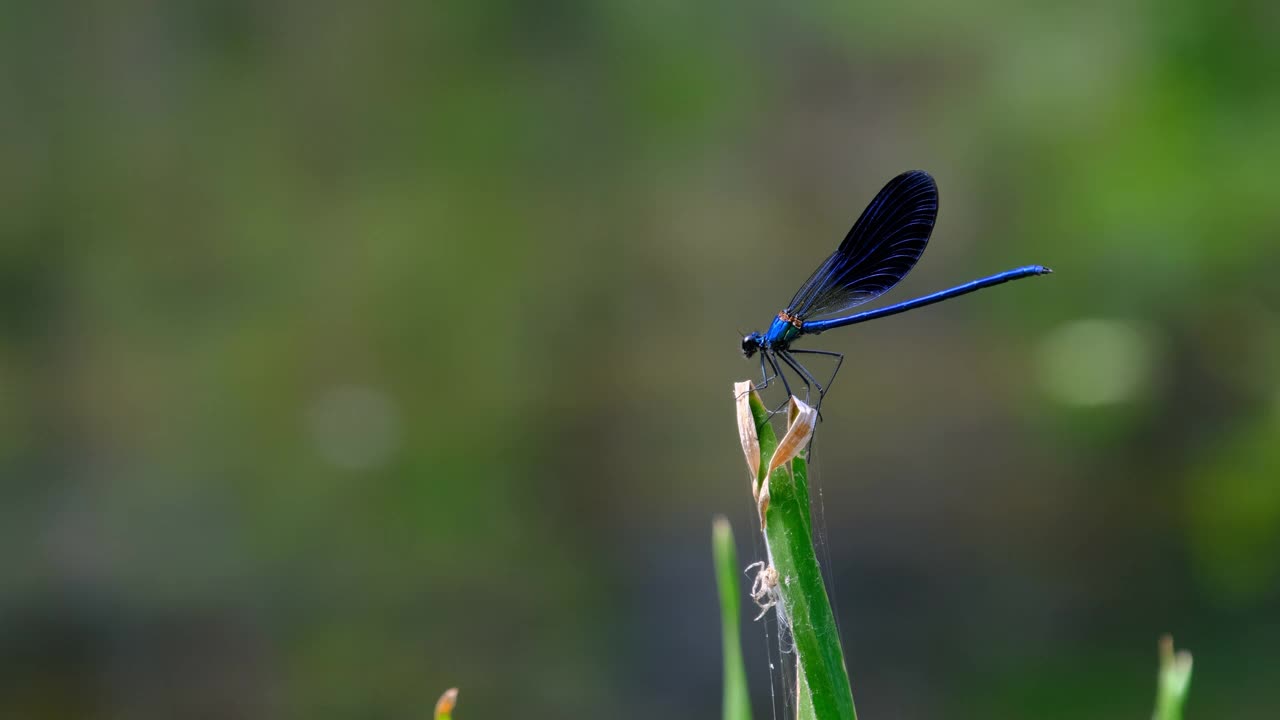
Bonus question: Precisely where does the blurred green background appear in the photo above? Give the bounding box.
[3,1,1278,718]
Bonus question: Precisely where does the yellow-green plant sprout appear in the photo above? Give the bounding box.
[434,688,458,720]
[1153,635,1193,720]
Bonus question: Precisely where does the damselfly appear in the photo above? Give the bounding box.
[742,170,1050,407]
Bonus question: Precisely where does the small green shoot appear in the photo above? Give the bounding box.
[435,687,458,720]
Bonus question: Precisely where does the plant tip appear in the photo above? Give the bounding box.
[434,687,458,718]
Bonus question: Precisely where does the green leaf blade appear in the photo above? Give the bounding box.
[714,516,753,720]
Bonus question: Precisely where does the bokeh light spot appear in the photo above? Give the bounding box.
[306,385,401,470]
[1038,318,1151,407]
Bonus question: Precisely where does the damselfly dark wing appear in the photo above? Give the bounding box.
[785,170,938,320]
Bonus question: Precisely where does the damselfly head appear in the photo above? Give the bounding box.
[742,332,763,358]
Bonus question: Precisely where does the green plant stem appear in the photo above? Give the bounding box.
[749,393,856,720]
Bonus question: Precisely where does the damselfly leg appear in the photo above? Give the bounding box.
[764,354,794,400]
[787,349,844,408]
[777,352,818,406]
[753,350,838,419]
[762,354,794,417]
[739,353,790,417]
[777,352,833,422]
[755,354,773,391]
